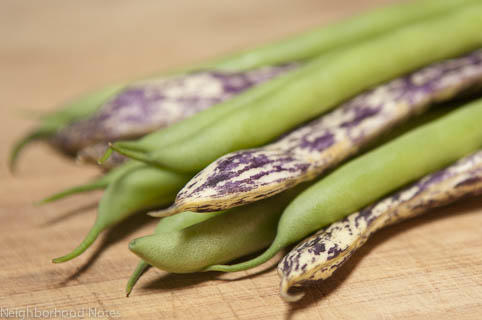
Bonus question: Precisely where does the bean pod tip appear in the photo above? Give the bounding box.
[125,261,150,297]
[279,278,305,302]
[148,205,181,218]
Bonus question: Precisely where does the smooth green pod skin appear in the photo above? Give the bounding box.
[39,160,141,204]
[207,97,482,272]
[108,0,478,158]
[9,84,125,172]
[129,0,477,77]
[52,165,191,263]
[122,5,482,173]
[128,185,308,274]
[125,210,222,296]
[205,0,479,71]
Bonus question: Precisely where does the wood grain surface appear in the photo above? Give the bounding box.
[1,0,481,319]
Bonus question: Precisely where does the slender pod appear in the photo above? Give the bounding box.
[125,210,222,296]
[152,50,482,217]
[206,97,482,272]
[117,5,482,173]
[278,150,482,302]
[9,85,124,171]
[53,65,296,158]
[77,143,128,170]
[52,165,191,263]
[204,0,479,71]
[39,160,141,204]
[128,184,309,274]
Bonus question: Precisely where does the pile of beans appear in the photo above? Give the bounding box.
[12,0,482,301]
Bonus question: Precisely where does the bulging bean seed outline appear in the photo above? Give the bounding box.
[278,150,482,302]
[153,49,482,217]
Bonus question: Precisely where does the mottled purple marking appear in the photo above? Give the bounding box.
[51,64,298,155]
[340,106,381,128]
[169,50,482,214]
[278,150,482,291]
[297,132,335,152]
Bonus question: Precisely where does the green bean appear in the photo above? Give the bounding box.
[15,0,477,170]
[204,0,480,71]
[39,160,140,204]
[116,5,482,173]
[128,184,308,274]
[107,0,478,160]
[9,84,124,171]
[52,165,191,263]
[152,51,482,217]
[206,97,482,272]
[125,210,222,296]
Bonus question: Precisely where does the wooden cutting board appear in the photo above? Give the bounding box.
[1,0,481,319]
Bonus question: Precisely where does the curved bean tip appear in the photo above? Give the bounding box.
[205,242,281,272]
[9,130,52,173]
[128,239,138,252]
[125,261,150,297]
[280,278,305,302]
[148,205,180,218]
[37,181,106,204]
[97,144,114,165]
[108,143,155,166]
[52,227,101,263]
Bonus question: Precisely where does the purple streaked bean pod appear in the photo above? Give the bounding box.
[154,51,482,216]
[50,64,298,158]
[277,150,482,302]
[152,50,482,217]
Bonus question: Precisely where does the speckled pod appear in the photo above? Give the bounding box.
[50,64,298,157]
[277,150,482,302]
[153,50,482,217]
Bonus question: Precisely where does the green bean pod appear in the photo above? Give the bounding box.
[52,165,191,263]
[152,50,482,217]
[278,150,482,302]
[14,0,477,171]
[207,97,482,272]
[118,4,482,173]
[204,0,479,71]
[125,210,222,296]
[108,0,479,161]
[39,160,140,204]
[128,184,309,274]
